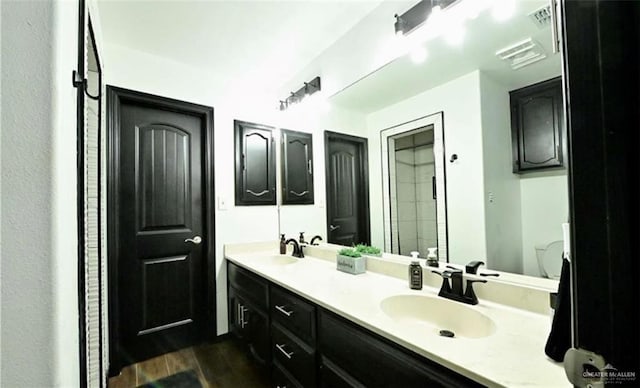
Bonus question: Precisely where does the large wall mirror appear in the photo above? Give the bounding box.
[278,0,569,281]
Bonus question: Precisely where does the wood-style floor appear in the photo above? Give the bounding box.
[108,338,270,388]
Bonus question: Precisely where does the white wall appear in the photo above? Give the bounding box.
[479,72,523,273]
[520,171,568,276]
[1,1,80,386]
[278,1,414,99]
[366,71,486,263]
[103,43,367,335]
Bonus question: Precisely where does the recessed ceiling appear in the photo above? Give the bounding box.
[97,0,384,93]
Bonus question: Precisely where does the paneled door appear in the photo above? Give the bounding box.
[281,129,314,205]
[108,87,215,372]
[324,131,370,246]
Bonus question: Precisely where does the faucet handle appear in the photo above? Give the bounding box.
[465,260,485,274]
[431,270,452,294]
[463,278,487,305]
[299,232,306,243]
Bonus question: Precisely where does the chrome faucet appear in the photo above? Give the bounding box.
[286,238,305,258]
[431,266,487,305]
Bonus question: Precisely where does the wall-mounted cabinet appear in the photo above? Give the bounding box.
[281,129,314,205]
[510,77,565,173]
[234,120,276,205]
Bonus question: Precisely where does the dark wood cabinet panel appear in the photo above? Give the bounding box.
[270,286,316,344]
[227,261,482,387]
[234,120,276,205]
[282,129,314,205]
[318,309,482,388]
[510,77,565,173]
[227,262,271,365]
[319,357,365,388]
[271,323,316,387]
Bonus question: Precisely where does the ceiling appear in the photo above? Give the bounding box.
[96,0,384,94]
[329,0,563,113]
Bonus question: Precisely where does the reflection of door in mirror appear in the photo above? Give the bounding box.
[388,128,437,256]
[381,113,447,262]
[325,131,370,246]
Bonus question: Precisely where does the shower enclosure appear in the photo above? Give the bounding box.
[389,130,438,255]
[381,112,448,260]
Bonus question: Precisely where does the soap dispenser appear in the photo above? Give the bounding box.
[426,247,439,267]
[280,234,286,254]
[409,251,423,290]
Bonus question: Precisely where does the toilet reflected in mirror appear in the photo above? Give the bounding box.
[535,241,564,279]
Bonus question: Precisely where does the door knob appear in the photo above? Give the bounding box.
[184,236,202,244]
[329,224,341,231]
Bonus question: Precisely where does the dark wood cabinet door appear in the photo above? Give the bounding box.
[234,120,276,205]
[282,129,314,205]
[228,286,271,365]
[510,77,564,173]
[318,310,482,388]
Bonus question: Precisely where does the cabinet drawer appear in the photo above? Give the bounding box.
[318,310,482,388]
[228,261,268,308]
[272,323,316,387]
[273,362,303,388]
[270,286,316,344]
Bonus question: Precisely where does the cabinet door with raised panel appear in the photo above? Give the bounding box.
[228,286,271,365]
[281,129,314,205]
[510,77,564,173]
[234,120,276,205]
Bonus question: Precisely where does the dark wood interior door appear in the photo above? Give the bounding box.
[109,87,214,370]
[325,132,370,246]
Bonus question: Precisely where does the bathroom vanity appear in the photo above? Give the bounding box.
[225,242,569,387]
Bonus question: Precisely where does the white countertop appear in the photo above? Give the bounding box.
[225,247,569,388]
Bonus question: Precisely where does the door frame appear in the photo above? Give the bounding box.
[106,86,216,374]
[324,131,371,245]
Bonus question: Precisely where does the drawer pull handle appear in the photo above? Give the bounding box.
[275,305,293,317]
[275,343,294,359]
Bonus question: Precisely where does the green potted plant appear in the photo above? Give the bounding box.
[354,244,382,257]
[336,247,366,275]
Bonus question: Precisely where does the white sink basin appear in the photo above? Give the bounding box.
[380,295,496,339]
[246,255,299,266]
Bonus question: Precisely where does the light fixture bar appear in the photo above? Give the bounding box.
[279,76,321,111]
[394,0,458,36]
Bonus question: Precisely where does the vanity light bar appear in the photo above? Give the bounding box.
[279,76,321,111]
[394,0,458,36]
